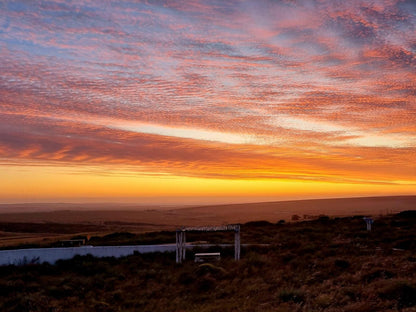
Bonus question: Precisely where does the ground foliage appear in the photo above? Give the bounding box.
[1,213,416,311]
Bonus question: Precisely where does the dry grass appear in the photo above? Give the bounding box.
[1,212,416,311]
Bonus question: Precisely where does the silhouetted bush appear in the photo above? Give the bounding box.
[362,268,395,283]
[278,288,305,304]
[318,215,330,222]
[196,275,216,292]
[244,220,274,227]
[378,280,416,308]
[196,263,227,279]
[397,210,416,218]
[291,214,301,221]
[334,259,350,269]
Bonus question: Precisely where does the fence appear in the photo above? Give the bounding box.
[0,244,177,265]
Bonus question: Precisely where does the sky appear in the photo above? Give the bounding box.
[0,0,415,204]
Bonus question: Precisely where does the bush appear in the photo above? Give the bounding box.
[291,215,301,221]
[244,220,274,227]
[362,268,395,283]
[196,275,216,292]
[178,271,194,285]
[196,263,227,278]
[378,280,416,308]
[278,288,305,304]
[334,259,350,269]
[396,211,416,219]
[318,215,330,222]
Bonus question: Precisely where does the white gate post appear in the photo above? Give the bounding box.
[363,217,373,231]
[182,231,186,261]
[234,225,240,261]
[176,230,180,263]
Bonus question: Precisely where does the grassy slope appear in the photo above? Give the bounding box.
[1,213,416,311]
[1,196,415,225]
[2,195,414,249]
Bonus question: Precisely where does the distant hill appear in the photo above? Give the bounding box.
[0,196,414,227]
[169,195,416,224]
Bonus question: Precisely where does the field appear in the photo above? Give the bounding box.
[0,196,415,249]
[0,199,416,311]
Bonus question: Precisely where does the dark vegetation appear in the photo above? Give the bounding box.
[1,212,416,311]
[0,223,106,234]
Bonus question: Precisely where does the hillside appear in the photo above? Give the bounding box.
[0,196,414,248]
[1,213,416,311]
[0,196,415,225]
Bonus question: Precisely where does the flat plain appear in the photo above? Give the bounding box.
[0,196,415,248]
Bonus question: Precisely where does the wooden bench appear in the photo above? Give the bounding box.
[194,252,221,262]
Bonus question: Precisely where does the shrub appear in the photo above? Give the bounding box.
[244,220,274,227]
[394,238,416,250]
[334,259,350,269]
[318,215,330,222]
[178,271,194,285]
[196,275,216,292]
[278,288,305,304]
[315,293,332,308]
[396,210,416,219]
[378,280,416,308]
[196,263,226,276]
[362,268,395,283]
[291,215,301,221]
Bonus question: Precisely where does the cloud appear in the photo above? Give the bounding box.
[0,0,415,187]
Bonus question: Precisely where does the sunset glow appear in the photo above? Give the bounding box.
[1,0,415,203]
